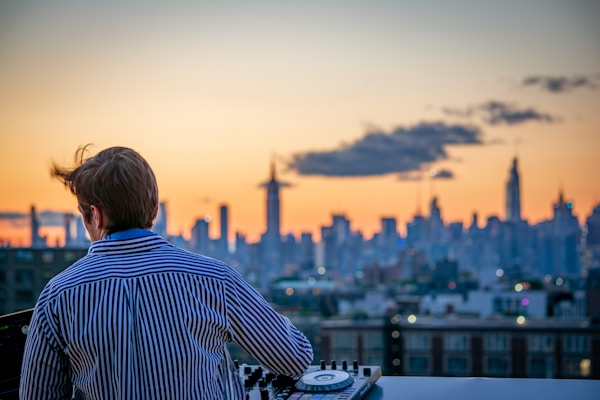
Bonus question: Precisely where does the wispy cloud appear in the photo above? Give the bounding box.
[521,74,598,93]
[396,168,455,182]
[287,122,482,177]
[443,100,559,125]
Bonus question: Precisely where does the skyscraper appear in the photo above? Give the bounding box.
[219,203,229,259]
[261,159,289,240]
[30,205,43,248]
[191,216,211,255]
[506,157,522,223]
[153,201,168,238]
[259,159,289,287]
[64,213,73,247]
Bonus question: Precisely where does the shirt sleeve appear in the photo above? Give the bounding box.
[20,303,71,400]
[223,267,313,377]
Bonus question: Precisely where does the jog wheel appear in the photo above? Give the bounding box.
[295,370,354,392]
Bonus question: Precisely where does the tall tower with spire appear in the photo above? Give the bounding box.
[259,158,290,288]
[265,160,282,240]
[505,157,522,222]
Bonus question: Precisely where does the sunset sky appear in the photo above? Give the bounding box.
[0,1,599,246]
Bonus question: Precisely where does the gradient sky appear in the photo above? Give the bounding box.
[1,1,599,246]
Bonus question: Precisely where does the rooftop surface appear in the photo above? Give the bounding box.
[366,376,600,400]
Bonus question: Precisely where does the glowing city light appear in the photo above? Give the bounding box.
[390,314,401,324]
[407,314,417,324]
[285,288,294,296]
[580,359,591,377]
[521,298,530,306]
[516,316,526,325]
[556,277,564,286]
[514,283,523,292]
[317,266,326,275]
[496,269,504,278]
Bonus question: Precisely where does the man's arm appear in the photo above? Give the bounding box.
[20,306,71,399]
[224,268,313,377]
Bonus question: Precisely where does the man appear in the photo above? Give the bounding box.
[20,146,313,399]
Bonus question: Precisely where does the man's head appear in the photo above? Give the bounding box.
[51,145,159,239]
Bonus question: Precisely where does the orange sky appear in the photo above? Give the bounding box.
[1,1,599,247]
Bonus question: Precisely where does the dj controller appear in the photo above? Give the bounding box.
[238,360,382,400]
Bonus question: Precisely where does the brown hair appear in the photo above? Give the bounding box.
[51,145,159,234]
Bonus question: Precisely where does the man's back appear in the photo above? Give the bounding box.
[20,232,313,399]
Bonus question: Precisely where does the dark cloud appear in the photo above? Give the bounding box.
[480,100,558,125]
[0,212,28,228]
[442,100,559,126]
[0,212,26,220]
[288,122,482,177]
[431,169,454,179]
[521,75,597,93]
[0,210,72,227]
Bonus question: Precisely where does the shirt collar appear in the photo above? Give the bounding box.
[104,228,155,241]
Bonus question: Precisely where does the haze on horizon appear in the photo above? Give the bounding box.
[0,0,599,246]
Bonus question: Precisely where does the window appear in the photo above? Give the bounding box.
[407,356,429,375]
[41,250,54,264]
[529,357,553,378]
[16,269,34,285]
[528,334,554,353]
[493,297,503,313]
[405,332,430,351]
[365,331,383,350]
[485,356,509,377]
[334,331,354,348]
[563,357,591,378]
[444,333,469,352]
[446,356,469,376]
[484,333,510,352]
[16,250,34,264]
[64,251,80,263]
[563,335,590,354]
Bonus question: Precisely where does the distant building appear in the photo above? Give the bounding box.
[218,203,229,261]
[29,205,45,248]
[191,216,211,255]
[585,204,600,272]
[0,247,88,314]
[152,201,169,238]
[259,159,289,288]
[536,190,580,277]
[506,157,522,223]
[321,316,600,379]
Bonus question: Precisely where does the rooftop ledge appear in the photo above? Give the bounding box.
[367,376,599,400]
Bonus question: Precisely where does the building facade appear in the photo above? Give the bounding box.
[320,317,600,379]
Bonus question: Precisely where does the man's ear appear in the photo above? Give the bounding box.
[90,205,105,230]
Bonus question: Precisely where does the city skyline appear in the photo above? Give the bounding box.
[1,154,597,248]
[1,1,599,245]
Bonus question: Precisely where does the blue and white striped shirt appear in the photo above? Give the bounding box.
[20,230,313,399]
